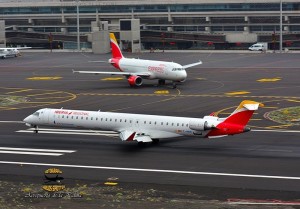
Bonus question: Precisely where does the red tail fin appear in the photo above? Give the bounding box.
[224,100,264,126]
[206,100,263,138]
[110,33,123,58]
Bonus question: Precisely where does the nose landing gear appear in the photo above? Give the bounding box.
[33,125,39,133]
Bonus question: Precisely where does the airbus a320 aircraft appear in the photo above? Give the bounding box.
[73,33,202,88]
[0,47,31,59]
[23,100,263,144]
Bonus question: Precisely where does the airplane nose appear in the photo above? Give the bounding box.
[23,115,34,126]
[180,70,187,81]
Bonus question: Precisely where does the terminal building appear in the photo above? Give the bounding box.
[0,0,299,51]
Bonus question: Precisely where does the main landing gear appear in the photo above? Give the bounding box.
[158,79,165,85]
[152,139,160,144]
[137,139,160,147]
[172,82,177,89]
[33,125,39,133]
[158,79,177,89]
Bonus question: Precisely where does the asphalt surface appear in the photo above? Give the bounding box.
[0,51,300,203]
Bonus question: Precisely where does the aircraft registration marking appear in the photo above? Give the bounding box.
[27,77,62,80]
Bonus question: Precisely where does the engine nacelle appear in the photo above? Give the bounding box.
[127,75,143,87]
[189,120,212,131]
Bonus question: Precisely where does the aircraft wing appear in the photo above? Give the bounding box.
[182,60,202,69]
[119,130,153,142]
[15,47,32,50]
[73,70,151,77]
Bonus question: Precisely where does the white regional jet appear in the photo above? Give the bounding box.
[23,100,263,144]
[0,47,31,59]
[73,33,202,88]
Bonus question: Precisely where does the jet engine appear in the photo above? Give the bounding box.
[127,75,143,87]
[189,120,212,131]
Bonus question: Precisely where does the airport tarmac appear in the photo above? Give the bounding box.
[0,51,300,207]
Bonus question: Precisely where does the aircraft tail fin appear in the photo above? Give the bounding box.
[206,100,263,138]
[110,33,123,59]
[223,100,264,126]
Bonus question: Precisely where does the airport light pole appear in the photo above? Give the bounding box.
[76,0,80,51]
[280,0,283,52]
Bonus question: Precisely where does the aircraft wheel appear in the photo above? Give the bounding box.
[34,125,39,133]
[172,82,177,89]
[137,142,146,147]
[158,79,166,85]
[152,139,160,144]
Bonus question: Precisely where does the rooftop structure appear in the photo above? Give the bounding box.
[0,0,299,50]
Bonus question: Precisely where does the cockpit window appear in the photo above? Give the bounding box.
[32,111,39,116]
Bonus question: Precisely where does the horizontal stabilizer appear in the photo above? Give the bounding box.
[243,103,260,111]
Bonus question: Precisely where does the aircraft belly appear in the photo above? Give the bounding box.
[148,130,181,139]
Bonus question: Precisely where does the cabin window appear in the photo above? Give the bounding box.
[172,123,174,126]
[96,118,98,120]
[76,116,78,119]
[115,119,117,122]
[166,122,168,125]
[105,118,107,121]
[182,123,184,126]
[110,119,112,121]
[101,118,103,121]
[144,121,146,124]
[136,121,138,123]
[186,124,188,127]
[62,115,64,118]
[154,122,157,125]
[125,119,127,122]
[177,123,179,126]
[71,116,73,119]
[66,116,69,119]
[86,117,88,120]
[120,119,122,122]
[149,121,151,124]
[81,116,83,119]
[91,117,93,120]
[161,122,163,125]
[130,120,132,123]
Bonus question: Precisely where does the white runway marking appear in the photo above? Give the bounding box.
[0,147,76,156]
[252,129,300,133]
[0,121,24,123]
[16,128,119,137]
[0,161,299,180]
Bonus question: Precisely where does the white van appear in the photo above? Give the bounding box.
[248,43,268,51]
